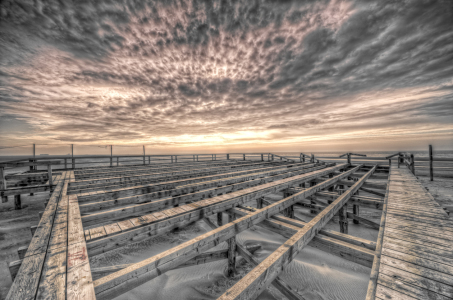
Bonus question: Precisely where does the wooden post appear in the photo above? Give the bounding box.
[47,164,53,192]
[311,154,314,163]
[410,154,415,174]
[261,154,263,161]
[33,143,36,171]
[8,260,21,280]
[143,146,146,165]
[227,154,229,160]
[110,145,113,167]
[347,153,351,164]
[148,156,151,164]
[197,155,199,162]
[256,197,263,209]
[175,155,178,163]
[287,205,294,218]
[353,204,359,224]
[71,144,75,169]
[217,212,223,226]
[14,194,21,210]
[64,158,67,169]
[429,145,433,181]
[243,154,245,161]
[339,204,348,234]
[38,211,43,220]
[0,167,6,190]
[388,159,391,166]
[171,155,174,163]
[227,213,236,277]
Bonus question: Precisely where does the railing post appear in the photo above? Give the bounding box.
[339,204,348,234]
[171,155,173,163]
[71,144,75,169]
[429,145,433,181]
[261,153,263,161]
[175,155,178,163]
[347,153,351,164]
[227,154,229,160]
[110,145,113,167]
[410,154,415,174]
[143,145,146,165]
[243,154,245,161]
[32,143,36,171]
[148,156,151,164]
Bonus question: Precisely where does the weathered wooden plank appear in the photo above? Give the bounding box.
[6,253,46,300]
[380,264,453,298]
[93,164,360,299]
[67,191,95,300]
[216,166,376,300]
[87,164,343,255]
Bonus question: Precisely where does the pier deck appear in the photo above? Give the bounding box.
[367,167,453,300]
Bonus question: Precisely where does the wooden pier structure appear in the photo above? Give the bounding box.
[2,151,451,299]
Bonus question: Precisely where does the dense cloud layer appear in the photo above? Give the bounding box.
[0,0,452,151]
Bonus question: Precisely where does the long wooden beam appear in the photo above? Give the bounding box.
[77,162,318,202]
[71,161,292,192]
[85,164,337,256]
[92,164,359,299]
[217,165,377,300]
[202,218,304,300]
[80,163,321,226]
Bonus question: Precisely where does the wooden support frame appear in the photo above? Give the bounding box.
[92,164,360,299]
[217,165,377,300]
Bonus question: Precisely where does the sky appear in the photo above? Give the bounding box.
[0,0,452,155]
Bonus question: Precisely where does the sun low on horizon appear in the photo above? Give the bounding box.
[0,0,452,155]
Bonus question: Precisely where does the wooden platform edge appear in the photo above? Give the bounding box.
[365,164,391,300]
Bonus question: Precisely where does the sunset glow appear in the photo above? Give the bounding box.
[0,0,452,154]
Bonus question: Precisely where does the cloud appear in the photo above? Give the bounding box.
[0,0,452,151]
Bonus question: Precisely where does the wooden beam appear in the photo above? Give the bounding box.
[86,164,339,256]
[92,164,359,299]
[203,218,304,300]
[217,165,377,300]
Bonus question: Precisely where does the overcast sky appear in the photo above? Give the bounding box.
[0,0,452,155]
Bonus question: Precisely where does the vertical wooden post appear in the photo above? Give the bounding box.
[256,197,263,209]
[227,212,236,277]
[197,155,199,162]
[287,205,294,218]
[110,145,113,167]
[14,194,21,210]
[261,153,264,161]
[429,145,433,181]
[148,156,151,164]
[0,167,7,203]
[311,154,314,163]
[71,144,75,169]
[227,154,229,160]
[175,155,178,163]
[410,154,415,174]
[388,159,391,166]
[347,153,351,164]
[143,146,146,165]
[243,154,245,161]
[353,204,359,224]
[1,167,6,191]
[217,212,223,226]
[33,143,36,171]
[310,181,317,214]
[47,164,53,192]
[339,204,348,234]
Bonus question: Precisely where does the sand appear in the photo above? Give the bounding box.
[0,174,451,300]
